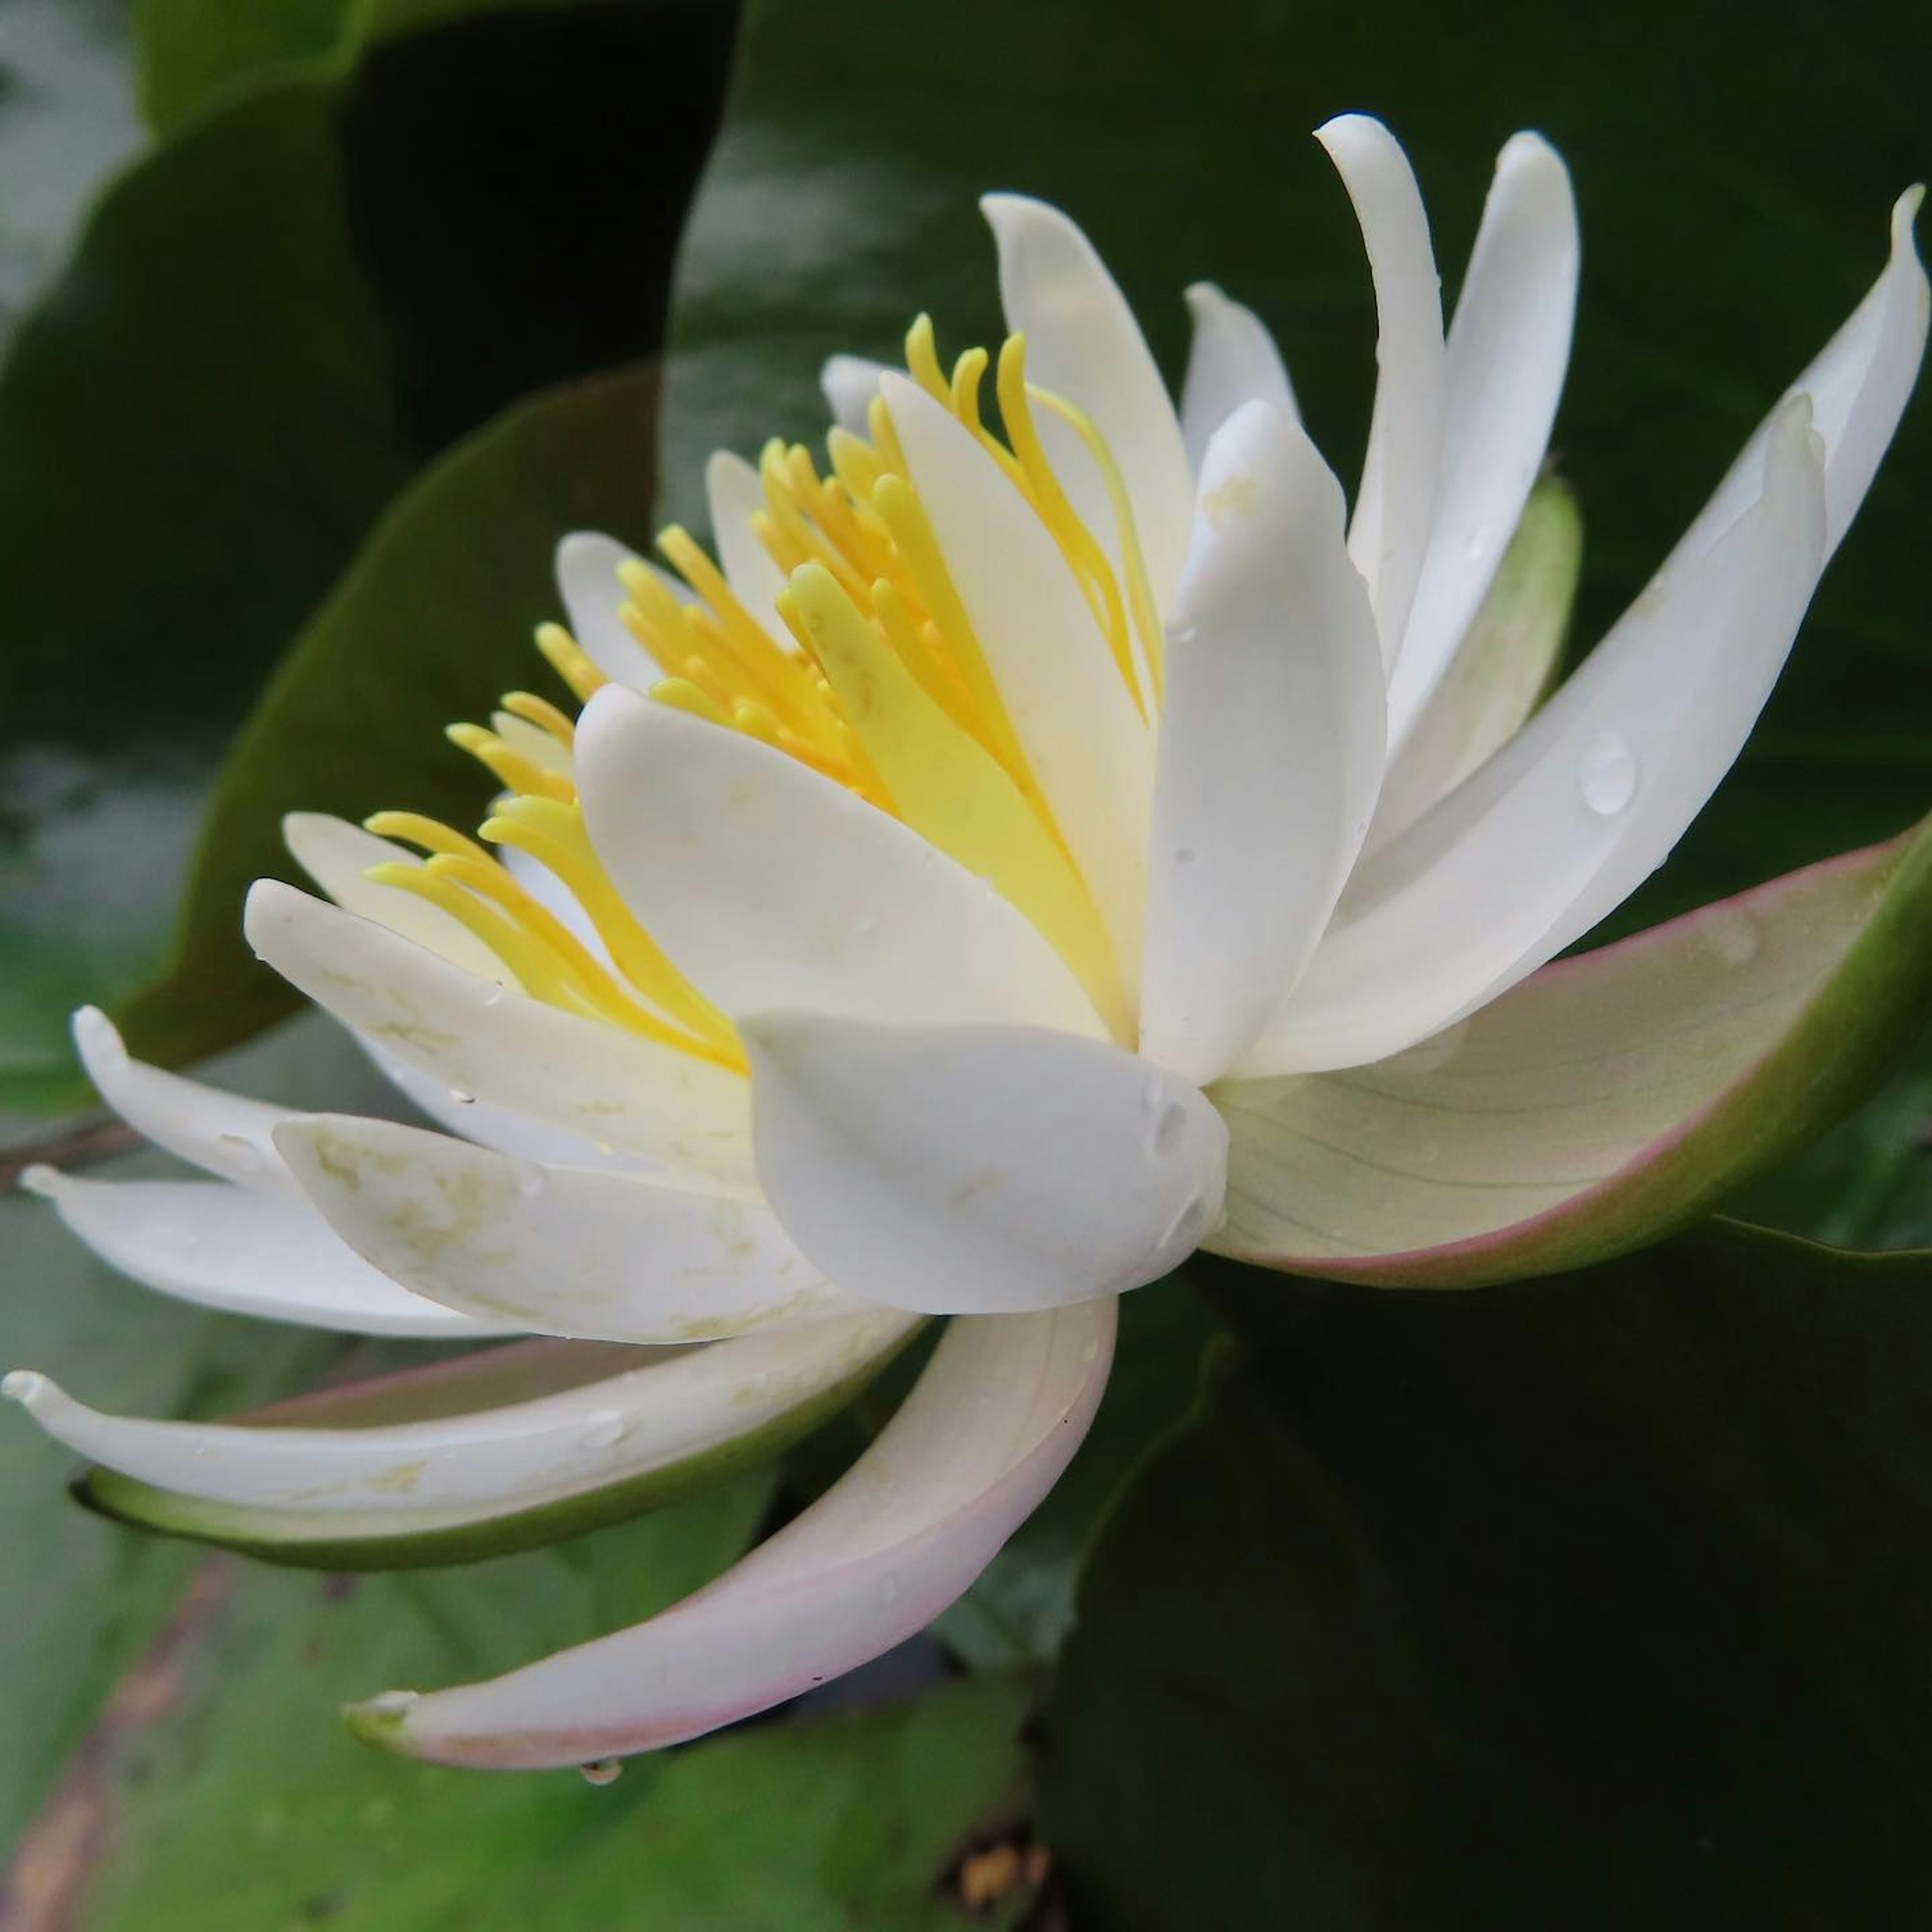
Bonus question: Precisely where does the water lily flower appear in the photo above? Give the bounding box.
[8,116,1928,1771]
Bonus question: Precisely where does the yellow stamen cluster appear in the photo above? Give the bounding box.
[362,316,1161,1061]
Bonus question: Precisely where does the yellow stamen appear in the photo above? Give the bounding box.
[447,723,576,804]
[533,622,606,703]
[905,313,948,401]
[501,690,577,749]
[363,811,491,864]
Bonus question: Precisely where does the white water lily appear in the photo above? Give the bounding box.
[9,116,1928,1769]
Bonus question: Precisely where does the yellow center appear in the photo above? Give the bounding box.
[364,317,1162,1066]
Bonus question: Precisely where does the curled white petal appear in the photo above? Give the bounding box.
[744,1016,1225,1315]
[1388,131,1578,749]
[340,1299,1114,1767]
[70,1006,301,1201]
[277,1113,870,1343]
[5,1309,918,1516]
[20,1168,504,1337]
[1317,114,1445,665]
[554,531,662,688]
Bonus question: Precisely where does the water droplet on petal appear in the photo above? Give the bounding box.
[1577,732,1639,817]
[515,1167,545,1198]
[1173,846,1198,867]
[1701,905,1761,967]
[482,985,506,1009]
[448,1087,476,1106]
[580,1758,623,1787]
[578,1408,626,1452]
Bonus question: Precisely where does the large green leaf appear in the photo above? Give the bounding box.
[1038,1228,1932,1928]
[115,363,660,1075]
[53,1607,1033,1931]
[0,1,731,1111]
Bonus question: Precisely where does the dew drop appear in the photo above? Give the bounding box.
[578,1408,626,1451]
[1173,846,1198,867]
[1168,620,1199,648]
[448,1087,476,1106]
[580,1758,623,1787]
[1701,905,1761,967]
[515,1167,545,1198]
[1577,732,1639,817]
[481,985,506,1009]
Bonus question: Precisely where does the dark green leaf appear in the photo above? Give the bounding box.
[0,0,731,1108]
[1039,1227,1932,1929]
[115,363,660,1076]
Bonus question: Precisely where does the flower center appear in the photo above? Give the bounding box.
[362,319,1158,1061]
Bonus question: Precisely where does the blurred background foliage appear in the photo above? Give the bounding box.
[2,0,1930,1924]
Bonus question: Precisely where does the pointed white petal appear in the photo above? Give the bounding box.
[341,1300,1113,1767]
[1178,282,1298,472]
[981,193,1195,608]
[881,374,1153,994]
[283,813,506,980]
[555,531,661,688]
[1239,399,1829,1076]
[705,450,793,649]
[244,881,754,1186]
[575,691,1105,1038]
[71,1006,301,1200]
[277,1114,869,1343]
[1141,403,1386,1084]
[1317,114,1445,665]
[745,1017,1224,1315]
[5,1309,918,1517]
[1388,132,1578,747]
[821,354,887,436]
[20,1168,506,1336]
[1671,187,1928,568]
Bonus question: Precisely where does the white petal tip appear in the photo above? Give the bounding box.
[1313,111,1390,152]
[70,1003,121,1058]
[3,1370,47,1409]
[1496,129,1565,173]
[344,1691,422,1752]
[16,1163,63,1200]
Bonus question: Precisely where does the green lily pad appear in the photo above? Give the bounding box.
[1039,1225,1932,1928]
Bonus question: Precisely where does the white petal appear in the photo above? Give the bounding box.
[555,531,662,688]
[244,880,754,1186]
[745,1016,1225,1315]
[1671,187,1928,568]
[283,813,506,980]
[1178,282,1298,472]
[881,374,1153,995]
[1239,398,1829,1076]
[981,193,1195,609]
[357,1038,646,1172]
[1317,114,1445,666]
[494,842,607,961]
[491,713,573,779]
[5,1308,918,1516]
[1141,402,1386,1084]
[20,1168,505,1336]
[71,1006,301,1200]
[339,1300,1113,1767]
[277,1114,869,1343]
[705,450,793,649]
[575,690,1106,1038]
[820,354,886,437]
[1387,131,1578,748]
